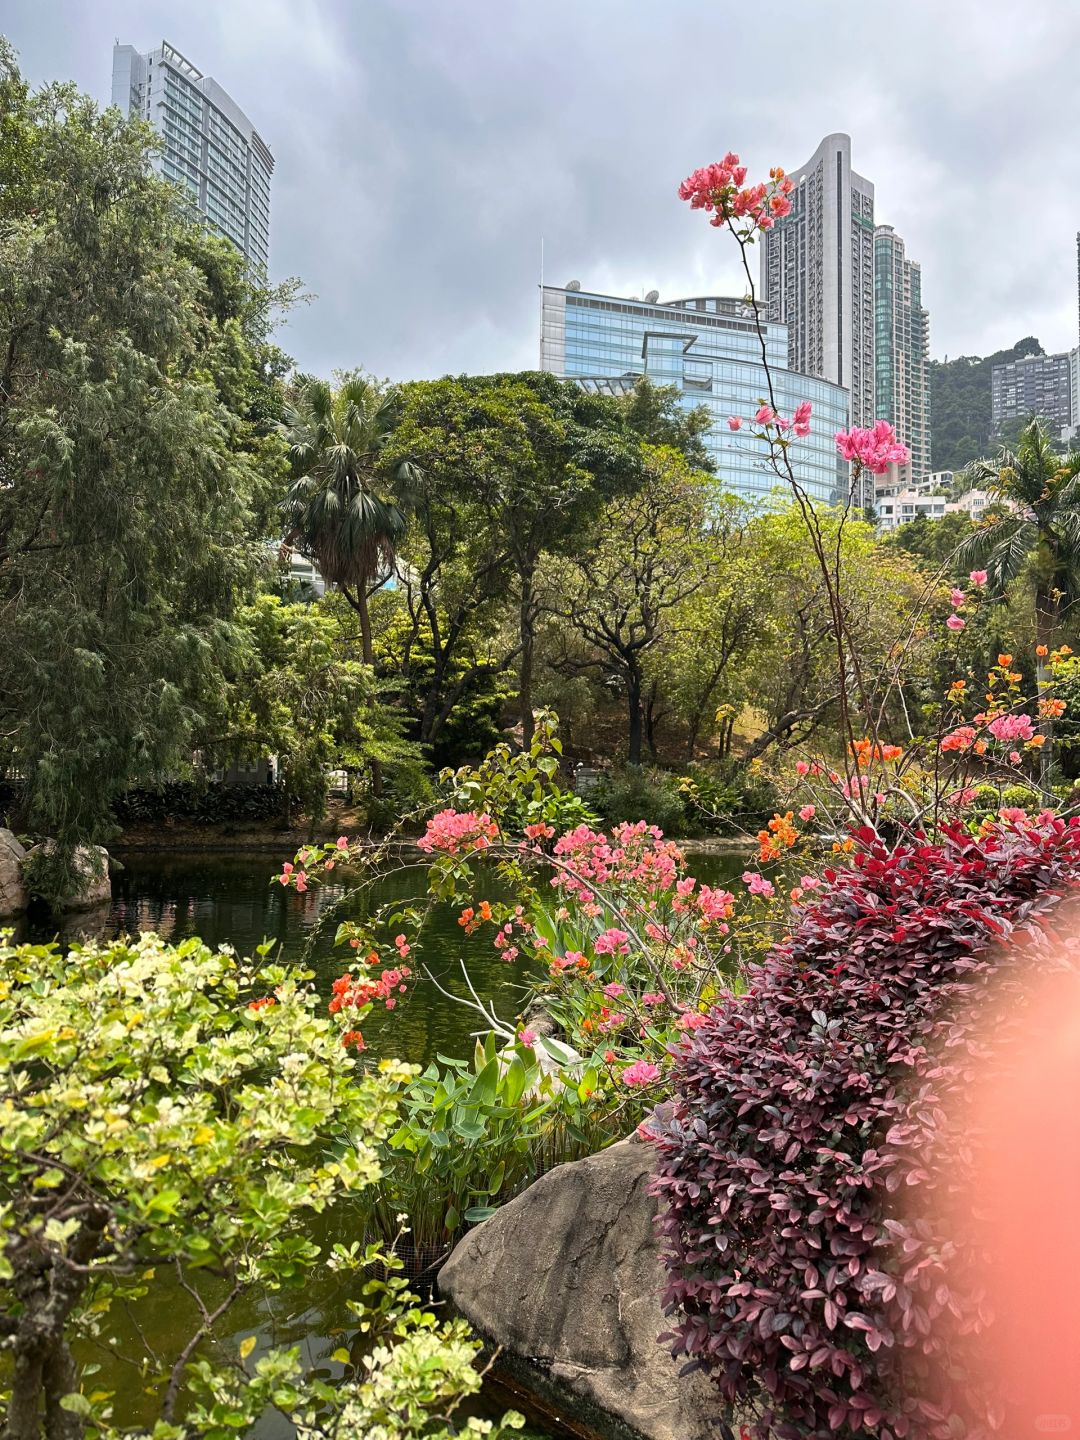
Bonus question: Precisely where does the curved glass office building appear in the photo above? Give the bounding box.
[541,285,850,505]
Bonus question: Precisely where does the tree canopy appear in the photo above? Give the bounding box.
[0,43,288,867]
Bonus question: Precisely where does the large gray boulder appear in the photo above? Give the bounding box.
[26,841,112,911]
[0,829,29,916]
[439,1136,735,1440]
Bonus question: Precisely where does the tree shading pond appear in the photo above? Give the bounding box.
[20,846,749,1437]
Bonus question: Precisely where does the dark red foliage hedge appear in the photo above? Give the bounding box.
[648,819,1080,1440]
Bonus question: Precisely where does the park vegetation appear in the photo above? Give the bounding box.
[7,41,1080,1440]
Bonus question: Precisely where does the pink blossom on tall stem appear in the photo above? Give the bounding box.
[970,569,988,586]
[728,416,742,431]
[792,400,812,437]
[754,404,776,425]
[621,1060,661,1088]
[950,588,966,608]
[946,614,966,632]
[834,419,910,475]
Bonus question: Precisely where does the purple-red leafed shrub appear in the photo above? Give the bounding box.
[647,819,1080,1440]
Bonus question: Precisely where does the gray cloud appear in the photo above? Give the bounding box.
[6,0,1080,379]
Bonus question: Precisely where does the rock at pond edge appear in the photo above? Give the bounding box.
[0,829,29,917]
[438,1135,739,1440]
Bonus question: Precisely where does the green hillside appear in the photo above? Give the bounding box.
[929,335,1044,472]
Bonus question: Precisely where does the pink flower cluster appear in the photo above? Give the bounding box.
[987,712,1035,743]
[594,927,631,956]
[551,821,683,907]
[834,420,910,475]
[742,871,775,898]
[670,875,734,928]
[678,153,794,234]
[620,1059,661,1087]
[731,400,812,437]
[418,808,499,854]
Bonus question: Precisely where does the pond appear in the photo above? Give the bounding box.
[19,845,751,1438]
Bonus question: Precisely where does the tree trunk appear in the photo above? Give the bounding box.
[627,669,644,767]
[5,1347,46,1440]
[518,573,535,748]
[1035,587,1058,792]
[645,680,662,759]
[43,1342,83,1440]
[354,586,383,798]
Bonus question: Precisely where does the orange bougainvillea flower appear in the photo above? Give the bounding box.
[998,654,1013,667]
[1040,698,1067,719]
[1036,644,1049,658]
[1030,734,1047,748]
[1060,645,1073,657]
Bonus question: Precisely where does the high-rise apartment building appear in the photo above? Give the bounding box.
[111,40,272,271]
[874,225,931,482]
[759,134,876,433]
[991,352,1072,434]
[540,284,849,505]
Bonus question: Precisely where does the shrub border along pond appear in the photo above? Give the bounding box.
[647,817,1080,1440]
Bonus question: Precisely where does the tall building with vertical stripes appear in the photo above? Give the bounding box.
[759,134,876,433]
[111,40,272,272]
[874,225,930,483]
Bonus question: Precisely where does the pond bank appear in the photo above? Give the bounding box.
[112,824,756,855]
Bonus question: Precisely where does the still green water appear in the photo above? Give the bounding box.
[22,846,748,1437]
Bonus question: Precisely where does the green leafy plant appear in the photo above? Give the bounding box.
[0,932,522,1439]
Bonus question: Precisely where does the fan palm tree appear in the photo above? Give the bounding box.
[283,373,411,667]
[963,418,1080,778]
[283,373,415,795]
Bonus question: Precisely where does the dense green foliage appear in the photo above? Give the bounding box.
[0,45,288,876]
[929,335,1043,471]
[0,933,523,1439]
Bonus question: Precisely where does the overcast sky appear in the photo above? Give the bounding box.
[6,0,1080,381]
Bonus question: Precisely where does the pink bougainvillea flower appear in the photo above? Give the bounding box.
[950,587,966,608]
[794,759,810,776]
[295,871,307,893]
[742,871,775,898]
[754,404,776,425]
[603,981,626,999]
[988,713,1035,743]
[798,804,816,822]
[998,806,1029,824]
[970,569,988,586]
[728,415,743,431]
[834,419,910,475]
[792,400,812,437]
[677,1010,709,1031]
[946,614,966,631]
[594,928,631,956]
[641,991,666,1006]
[518,1027,537,1047]
[621,1060,661,1087]
[336,835,349,850]
[1010,750,1022,765]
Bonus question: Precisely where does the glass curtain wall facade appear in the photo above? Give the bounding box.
[112,40,273,272]
[541,286,849,505]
